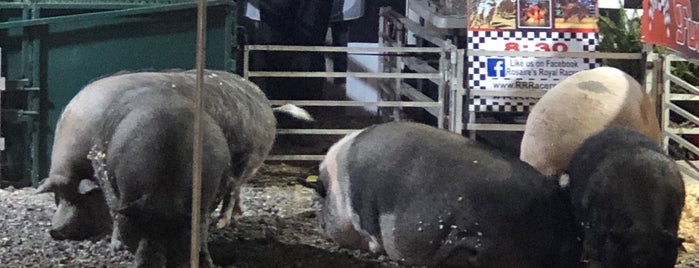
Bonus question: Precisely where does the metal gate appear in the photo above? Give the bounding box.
[243,43,462,161]
[0,48,4,185]
[660,54,699,181]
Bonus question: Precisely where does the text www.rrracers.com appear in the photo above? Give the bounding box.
[492,81,559,90]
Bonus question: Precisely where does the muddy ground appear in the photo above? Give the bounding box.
[0,163,406,268]
[2,162,699,267]
[208,163,407,268]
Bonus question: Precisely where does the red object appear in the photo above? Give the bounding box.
[641,0,699,60]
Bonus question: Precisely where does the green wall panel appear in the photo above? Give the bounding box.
[1,3,235,185]
[45,8,230,135]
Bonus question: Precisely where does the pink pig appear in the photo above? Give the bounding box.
[520,66,661,176]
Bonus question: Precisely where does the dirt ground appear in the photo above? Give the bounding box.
[208,163,408,268]
[2,159,699,267]
[0,163,408,268]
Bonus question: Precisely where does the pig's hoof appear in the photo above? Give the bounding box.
[216,218,231,229]
[200,256,215,268]
[110,237,124,251]
[216,209,242,229]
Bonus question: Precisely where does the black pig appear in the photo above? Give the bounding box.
[87,87,228,267]
[567,127,685,268]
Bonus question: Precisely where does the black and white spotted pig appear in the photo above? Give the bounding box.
[36,70,303,243]
[313,122,582,267]
[566,127,685,268]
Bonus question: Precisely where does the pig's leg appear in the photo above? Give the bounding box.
[216,186,242,229]
[198,213,215,268]
[161,215,214,268]
[216,186,234,229]
[109,223,122,251]
[217,162,262,228]
[115,214,141,254]
[134,238,167,268]
[216,157,248,228]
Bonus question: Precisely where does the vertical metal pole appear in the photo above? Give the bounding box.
[0,48,3,185]
[30,6,42,187]
[19,5,33,186]
[393,58,402,122]
[451,49,465,133]
[661,55,671,153]
[437,48,446,129]
[448,48,456,131]
[468,108,476,140]
[243,46,250,79]
[191,0,207,266]
[466,49,477,139]
[392,20,403,122]
[456,49,465,133]
[377,11,386,116]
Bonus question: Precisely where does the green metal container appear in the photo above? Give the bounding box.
[0,0,237,187]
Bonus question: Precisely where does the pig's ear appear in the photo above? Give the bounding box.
[77,179,100,195]
[35,175,68,194]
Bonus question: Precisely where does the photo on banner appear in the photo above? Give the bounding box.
[553,0,597,30]
[518,0,553,29]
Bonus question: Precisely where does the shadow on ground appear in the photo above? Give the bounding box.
[210,237,388,268]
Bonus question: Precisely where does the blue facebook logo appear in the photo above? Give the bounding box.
[487,58,506,77]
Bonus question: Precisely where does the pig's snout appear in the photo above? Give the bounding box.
[49,228,68,240]
[49,208,110,241]
[49,225,103,241]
